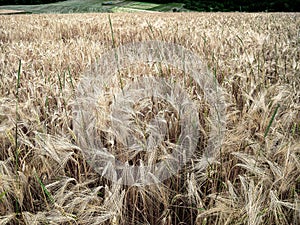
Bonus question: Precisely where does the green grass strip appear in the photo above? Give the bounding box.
[264,104,280,138]
[15,60,21,170]
[0,191,6,202]
[35,173,55,204]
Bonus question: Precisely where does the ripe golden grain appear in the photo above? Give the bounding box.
[0,12,299,225]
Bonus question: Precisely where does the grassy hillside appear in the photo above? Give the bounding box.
[0,12,299,225]
[0,0,187,13]
[0,0,106,13]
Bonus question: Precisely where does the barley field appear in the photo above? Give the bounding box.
[0,13,299,225]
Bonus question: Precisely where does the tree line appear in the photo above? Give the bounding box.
[144,0,299,12]
[0,0,61,5]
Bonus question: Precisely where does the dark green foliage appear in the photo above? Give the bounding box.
[0,0,63,5]
[137,0,300,12]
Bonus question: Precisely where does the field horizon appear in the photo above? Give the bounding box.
[0,12,299,225]
[0,0,187,14]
